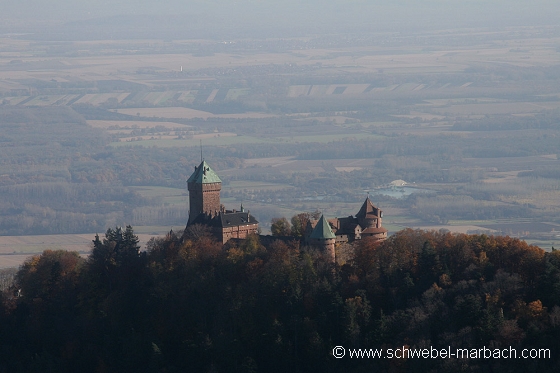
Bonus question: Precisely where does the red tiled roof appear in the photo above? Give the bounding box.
[362,227,388,234]
[356,197,382,219]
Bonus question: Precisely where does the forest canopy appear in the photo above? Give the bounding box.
[0,227,559,372]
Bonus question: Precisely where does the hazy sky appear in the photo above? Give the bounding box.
[2,1,559,39]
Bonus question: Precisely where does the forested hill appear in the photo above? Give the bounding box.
[1,228,559,372]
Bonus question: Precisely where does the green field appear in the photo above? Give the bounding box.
[225,88,251,100]
[131,186,185,198]
[227,181,294,192]
[75,93,129,105]
[111,134,274,147]
[112,132,384,148]
[277,134,383,143]
[23,94,79,106]
[131,186,187,205]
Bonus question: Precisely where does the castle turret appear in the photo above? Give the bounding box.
[309,215,336,262]
[187,161,222,225]
[356,197,387,240]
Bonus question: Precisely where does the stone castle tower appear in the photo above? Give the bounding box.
[355,197,387,239]
[187,161,222,225]
[308,215,336,262]
[186,160,259,243]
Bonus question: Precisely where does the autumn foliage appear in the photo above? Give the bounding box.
[0,228,559,372]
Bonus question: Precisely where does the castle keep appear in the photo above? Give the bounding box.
[186,161,259,244]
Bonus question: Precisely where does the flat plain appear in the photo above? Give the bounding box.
[1,25,560,267]
[0,234,160,268]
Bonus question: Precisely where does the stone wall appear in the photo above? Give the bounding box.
[188,182,221,225]
[220,223,259,244]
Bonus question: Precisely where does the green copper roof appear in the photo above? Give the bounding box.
[310,215,336,239]
[187,161,222,184]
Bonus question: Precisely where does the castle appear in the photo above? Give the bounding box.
[304,197,388,262]
[186,160,387,257]
[328,196,388,242]
[186,160,259,244]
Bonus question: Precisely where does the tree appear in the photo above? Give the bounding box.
[183,223,213,241]
[16,250,83,301]
[344,294,371,347]
[271,217,291,236]
[418,240,440,289]
[291,212,311,237]
[83,226,142,304]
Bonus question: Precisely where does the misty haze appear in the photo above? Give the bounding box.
[0,1,560,372]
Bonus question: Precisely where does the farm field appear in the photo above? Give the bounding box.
[0,233,160,269]
[0,255,36,269]
[115,107,276,119]
[237,158,377,173]
[0,25,560,267]
[74,93,130,106]
[131,186,187,205]
[111,132,384,147]
[524,238,560,248]
[22,94,79,106]
[112,133,264,147]
[131,186,186,198]
[430,101,560,116]
[479,222,560,234]
[227,181,294,192]
[0,233,160,255]
[405,224,497,235]
[117,132,236,143]
[1,96,30,105]
[116,107,217,119]
[277,133,383,143]
[388,216,560,250]
[0,234,96,255]
[87,120,192,130]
